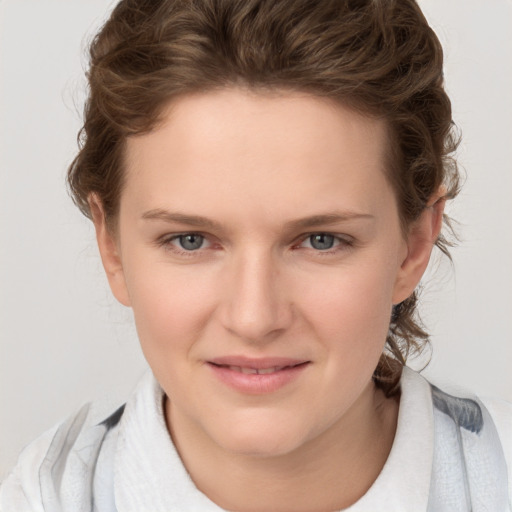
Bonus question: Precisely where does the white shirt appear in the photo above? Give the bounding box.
[1,367,511,511]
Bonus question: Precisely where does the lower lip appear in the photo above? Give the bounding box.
[207,363,309,394]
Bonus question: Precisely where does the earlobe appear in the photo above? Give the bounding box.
[392,195,446,304]
[89,195,131,307]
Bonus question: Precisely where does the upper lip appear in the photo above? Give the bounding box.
[207,356,309,370]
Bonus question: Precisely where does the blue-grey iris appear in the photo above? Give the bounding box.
[310,234,335,250]
[179,234,204,250]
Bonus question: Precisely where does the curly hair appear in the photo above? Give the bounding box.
[68,0,460,396]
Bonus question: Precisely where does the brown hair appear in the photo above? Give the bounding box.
[68,0,460,395]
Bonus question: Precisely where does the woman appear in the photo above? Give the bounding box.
[1,0,510,510]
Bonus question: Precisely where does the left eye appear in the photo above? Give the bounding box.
[173,234,206,251]
[308,234,336,250]
[302,233,339,251]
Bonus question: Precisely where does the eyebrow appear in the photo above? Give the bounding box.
[141,208,374,231]
[141,209,223,230]
[284,212,374,230]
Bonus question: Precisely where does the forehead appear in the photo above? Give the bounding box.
[122,88,394,223]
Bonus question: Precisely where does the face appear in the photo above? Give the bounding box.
[94,88,436,458]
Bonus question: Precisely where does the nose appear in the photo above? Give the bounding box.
[219,249,293,343]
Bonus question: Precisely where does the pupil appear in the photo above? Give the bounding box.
[179,234,203,250]
[310,234,334,250]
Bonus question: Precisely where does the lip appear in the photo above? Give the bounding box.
[208,356,308,369]
[206,356,310,394]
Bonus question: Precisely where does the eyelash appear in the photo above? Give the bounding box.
[156,233,213,258]
[156,232,354,258]
[297,233,354,255]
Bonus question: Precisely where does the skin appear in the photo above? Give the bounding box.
[91,88,444,511]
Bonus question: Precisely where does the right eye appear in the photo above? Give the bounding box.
[174,233,205,251]
[157,232,212,255]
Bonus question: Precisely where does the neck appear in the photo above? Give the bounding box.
[165,382,399,512]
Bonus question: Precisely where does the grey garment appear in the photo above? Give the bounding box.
[427,386,509,511]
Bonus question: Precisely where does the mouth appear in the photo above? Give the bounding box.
[206,358,310,394]
[209,362,309,375]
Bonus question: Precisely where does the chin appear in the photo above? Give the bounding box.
[210,415,310,458]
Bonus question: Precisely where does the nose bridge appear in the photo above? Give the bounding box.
[221,245,291,342]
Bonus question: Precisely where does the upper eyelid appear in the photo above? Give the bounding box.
[156,233,212,256]
[156,232,210,248]
[296,232,353,244]
[159,231,208,241]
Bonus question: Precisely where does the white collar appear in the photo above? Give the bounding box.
[345,366,433,511]
[114,371,224,511]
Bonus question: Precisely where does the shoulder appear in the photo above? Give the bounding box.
[404,369,512,509]
[402,368,512,447]
[0,403,125,512]
[480,395,512,449]
[480,395,512,500]
[0,422,60,512]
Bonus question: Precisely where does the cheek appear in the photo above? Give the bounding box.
[297,261,396,353]
[123,261,218,355]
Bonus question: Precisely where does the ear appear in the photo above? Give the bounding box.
[89,194,131,307]
[392,193,446,304]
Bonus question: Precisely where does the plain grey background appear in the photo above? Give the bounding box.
[1,0,511,478]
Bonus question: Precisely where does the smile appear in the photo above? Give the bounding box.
[212,364,302,375]
[207,359,310,394]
